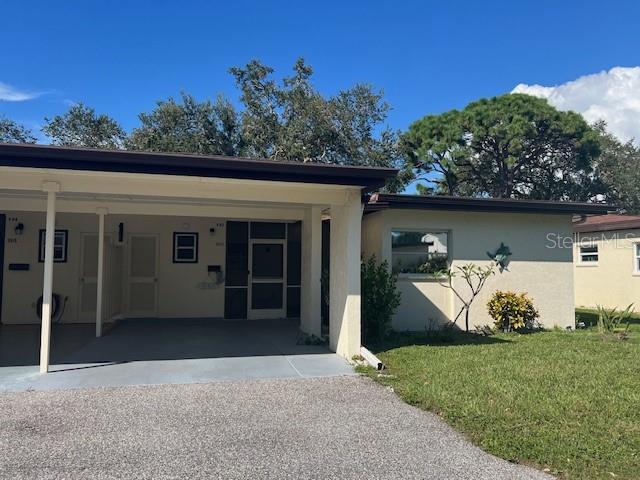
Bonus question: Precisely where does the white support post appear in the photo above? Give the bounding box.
[40,182,60,374]
[300,206,323,337]
[95,208,107,337]
[329,191,363,359]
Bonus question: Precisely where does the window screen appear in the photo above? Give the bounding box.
[252,244,283,278]
[250,222,286,239]
[251,283,283,309]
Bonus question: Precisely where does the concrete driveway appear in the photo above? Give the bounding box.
[0,376,553,479]
[0,319,353,391]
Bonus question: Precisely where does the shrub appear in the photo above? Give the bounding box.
[596,304,634,335]
[487,291,539,332]
[361,255,401,344]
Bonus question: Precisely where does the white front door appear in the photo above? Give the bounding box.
[126,234,158,317]
[78,233,99,322]
[248,239,286,319]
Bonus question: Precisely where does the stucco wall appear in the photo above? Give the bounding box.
[362,209,575,331]
[1,211,228,324]
[574,229,640,309]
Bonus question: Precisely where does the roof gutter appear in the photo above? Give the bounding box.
[0,143,398,191]
[367,193,614,215]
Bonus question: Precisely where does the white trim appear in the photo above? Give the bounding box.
[578,244,599,265]
[0,166,355,206]
[39,190,56,373]
[173,232,198,263]
[248,238,287,320]
[632,241,640,275]
[96,212,106,337]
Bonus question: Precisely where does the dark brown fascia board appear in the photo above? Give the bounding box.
[367,193,613,215]
[573,219,640,233]
[0,143,397,191]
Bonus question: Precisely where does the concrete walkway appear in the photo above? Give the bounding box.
[0,319,354,391]
[0,376,553,480]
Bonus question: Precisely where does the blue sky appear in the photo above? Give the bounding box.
[1,0,639,138]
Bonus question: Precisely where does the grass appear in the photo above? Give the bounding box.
[359,317,640,479]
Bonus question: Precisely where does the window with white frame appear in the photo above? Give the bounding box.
[38,229,68,263]
[635,243,640,273]
[173,232,198,263]
[579,244,598,264]
[391,230,449,274]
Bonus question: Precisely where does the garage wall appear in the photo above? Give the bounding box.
[1,211,229,324]
[362,209,575,331]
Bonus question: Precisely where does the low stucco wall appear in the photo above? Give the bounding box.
[574,229,640,310]
[362,209,575,331]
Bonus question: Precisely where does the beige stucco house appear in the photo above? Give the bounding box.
[0,143,609,374]
[573,214,640,310]
[362,194,609,331]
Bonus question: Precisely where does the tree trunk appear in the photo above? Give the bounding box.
[465,308,470,332]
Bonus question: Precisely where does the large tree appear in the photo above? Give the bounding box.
[594,122,640,214]
[403,94,604,200]
[229,58,399,171]
[0,117,36,143]
[127,93,242,156]
[42,103,127,148]
[401,109,467,195]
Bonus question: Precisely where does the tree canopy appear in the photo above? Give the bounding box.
[1,65,638,205]
[594,121,640,213]
[0,117,36,144]
[126,93,242,156]
[42,103,127,148]
[228,58,398,169]
[403,94,604,201]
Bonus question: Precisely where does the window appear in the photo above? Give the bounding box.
[173,232,198,263]
[579,244,598,264]
[39,229,68,263]
[635,244,640,273]
[391,230,449,274]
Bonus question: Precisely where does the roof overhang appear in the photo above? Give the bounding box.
[366,193,613,215]
[573,217,640,233]
[0,143,397,191]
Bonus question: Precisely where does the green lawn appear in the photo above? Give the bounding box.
[360,317,640,479]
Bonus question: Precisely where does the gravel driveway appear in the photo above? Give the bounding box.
[0,376,552,479]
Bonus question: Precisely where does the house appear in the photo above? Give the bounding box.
[0,143,610,375]
[573,214,640,310]
[362,194,609,331]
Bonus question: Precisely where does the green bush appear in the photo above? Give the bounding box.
[596,304,634,334]
[361,255,401,344]
[487,291,539,332]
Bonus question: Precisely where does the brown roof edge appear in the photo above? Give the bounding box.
[0,143,398,191]
[573,214,640,233]
[367,193,614,215]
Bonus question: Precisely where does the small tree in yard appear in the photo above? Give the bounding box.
[437,263,495,332]
[361,256,401,344]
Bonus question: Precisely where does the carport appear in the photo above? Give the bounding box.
[0,318,355,391]
[0,144,395,378]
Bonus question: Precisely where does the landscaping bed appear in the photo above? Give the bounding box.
[360,319,640,479]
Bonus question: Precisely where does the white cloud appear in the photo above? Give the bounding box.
[0,81,41,101]
[512,66,640,143]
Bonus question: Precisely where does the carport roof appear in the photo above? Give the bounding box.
[0,143,397,190]
[366,193,613,215]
